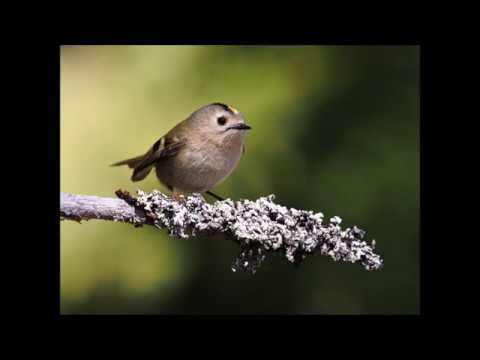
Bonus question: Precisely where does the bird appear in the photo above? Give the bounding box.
[111,103,251,201]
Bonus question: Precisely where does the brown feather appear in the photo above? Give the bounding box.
[110,155,146,169]
[113,134,186,183]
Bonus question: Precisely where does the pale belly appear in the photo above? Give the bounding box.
[155,144,242,193]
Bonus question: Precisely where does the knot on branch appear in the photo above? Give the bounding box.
[122,190,383,274]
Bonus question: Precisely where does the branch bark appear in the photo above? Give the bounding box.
[60,192,147,223]
[60,190,384,273]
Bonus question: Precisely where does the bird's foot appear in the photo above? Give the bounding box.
[171,191,186,203]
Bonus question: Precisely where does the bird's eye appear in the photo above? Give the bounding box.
[217,116,227,126]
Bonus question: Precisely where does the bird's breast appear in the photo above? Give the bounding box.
[156,139,243,193]
[182,140,242,178]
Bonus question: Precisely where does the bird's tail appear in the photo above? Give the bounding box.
[111,154,154,182]
[111,155,145,168]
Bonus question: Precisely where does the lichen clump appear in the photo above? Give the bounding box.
[135,190,383,274]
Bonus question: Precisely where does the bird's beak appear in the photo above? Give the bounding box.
[228,123,251,131]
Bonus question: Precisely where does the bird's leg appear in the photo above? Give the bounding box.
[205,191,225,201]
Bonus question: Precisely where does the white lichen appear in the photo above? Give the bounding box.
[133,190,384,274]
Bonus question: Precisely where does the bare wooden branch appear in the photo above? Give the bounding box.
[60,192,147,223]
[60,190,384,273]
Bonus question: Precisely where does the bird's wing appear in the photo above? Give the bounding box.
[133,135,185,174]
[153,135,185,160]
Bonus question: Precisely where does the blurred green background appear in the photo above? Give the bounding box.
[60,45,419,314]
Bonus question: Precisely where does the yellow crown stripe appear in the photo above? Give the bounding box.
[227,105,239,114]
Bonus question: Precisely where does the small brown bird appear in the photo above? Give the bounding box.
[111,103,251,200]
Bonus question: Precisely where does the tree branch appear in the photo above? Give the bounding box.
[60,190,384,273]
[60,192,147,224]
